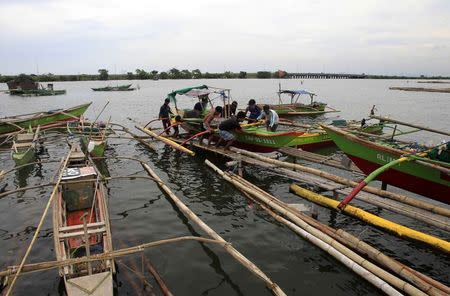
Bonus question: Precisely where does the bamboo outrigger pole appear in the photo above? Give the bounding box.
[141,163,286,296]
[290,184,450,253]
[205,160,419,296]
[4,151,71,296]
[228,172,449,296]
[136,125,195,156]
[370,115,450,136]
[231,147,450,218]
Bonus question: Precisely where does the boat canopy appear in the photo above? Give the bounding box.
[167,85,208,103]
[279,89,314,95]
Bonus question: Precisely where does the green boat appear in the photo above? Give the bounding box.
[265,88,339,116]
[322,125,450,204]
[92,84,135,91]
[67,121,108,157]
[11,126,40,165]
[9,89,66,96]
[0,102,91,137]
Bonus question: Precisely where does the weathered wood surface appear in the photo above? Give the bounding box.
[278,147,363,174]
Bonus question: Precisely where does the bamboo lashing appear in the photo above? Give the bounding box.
[290,184,450,253]
[230,147,450,218]
[205,160,425,296]
[141,163,286,296]
[136,125,195,156]
[4,151,71,296]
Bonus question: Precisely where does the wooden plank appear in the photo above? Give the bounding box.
[59,227,106,239]
[279,147,363,174]
[59,222,105,232]
[65,271,113,296]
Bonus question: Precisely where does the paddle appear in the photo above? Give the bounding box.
[337,141,449,210]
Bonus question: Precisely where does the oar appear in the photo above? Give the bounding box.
[144,118,168,128]
[337,142,448,210]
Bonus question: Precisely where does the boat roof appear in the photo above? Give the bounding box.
[279,89,314,95]
[167,85,229,104]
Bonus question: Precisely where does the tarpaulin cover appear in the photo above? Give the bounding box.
[167,85,208,103]
[279,89,313,95]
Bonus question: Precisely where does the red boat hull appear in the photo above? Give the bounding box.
[349,155,449,205]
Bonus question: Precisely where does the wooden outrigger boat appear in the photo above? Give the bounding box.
[11,126,40,165]
[53,143,114,295]
[0,102,92,137]
[264,87,339,116]
[67,121,109,157]
[92,84,135,91]
[322,124,450,204]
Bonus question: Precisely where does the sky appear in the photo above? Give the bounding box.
[0,0,449,76]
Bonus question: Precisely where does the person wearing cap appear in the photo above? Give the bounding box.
[158,98,173,135]
[245,99,261,123]
[216,111,246,150]
[258,104,279,132]
[203,106,223,145]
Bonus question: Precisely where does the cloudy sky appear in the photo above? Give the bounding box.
[1,0,449,76]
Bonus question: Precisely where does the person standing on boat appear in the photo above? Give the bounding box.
[245,99,261,123]
[258,105,279,132]
[203,106,223,145]
[193,95,209,116]
[159,98,173,135]
[216,111,246,150]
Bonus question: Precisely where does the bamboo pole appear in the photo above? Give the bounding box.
[4,151,71,296]
[231,147,450,218]
[290,184,450,253]
[230,174,449,296]
[0,236,223,278]
[370,115,450,137]
[141,163,286,296]
[205,160,416,296]
[144,257,174,296]
[136,125,195,156]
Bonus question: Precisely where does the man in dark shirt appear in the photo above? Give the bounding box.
[222,101,238,117]
[216,111,246,150]
[159,98,173,135]
[245,99,261,123]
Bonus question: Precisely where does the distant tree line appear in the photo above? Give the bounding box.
[1,70,448,83]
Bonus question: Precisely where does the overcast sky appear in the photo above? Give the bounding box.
[1,0,449,76]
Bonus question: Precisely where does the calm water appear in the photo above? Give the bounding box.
[0,79,449,295]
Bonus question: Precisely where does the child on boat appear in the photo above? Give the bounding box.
[245,99,261,123]
[203,106,223,146]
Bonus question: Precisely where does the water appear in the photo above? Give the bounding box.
[0,79,449,295]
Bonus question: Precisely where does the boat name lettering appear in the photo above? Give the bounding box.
[243,135,276,145]
[376,154,396,163]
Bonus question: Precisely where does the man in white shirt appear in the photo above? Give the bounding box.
[257,104,279,132]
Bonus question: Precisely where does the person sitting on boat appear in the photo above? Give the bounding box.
[216,111,246,150]
[193,95,209,116]
[222,101,238,117]
[159,98,174,135]
[258,105,279,132]
[245,99,261,123]
[203,106,223,145]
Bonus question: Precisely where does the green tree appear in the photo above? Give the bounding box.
[98,69,109,80]
[181,69,192,79]
[135,69,150,79]
[256,71,272,79]
[151,70,159,80]
[238,71,247,79]
[127,72,135,80]
[159,71,169,79]
[192,69,202,79]
[169,68,181,79]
